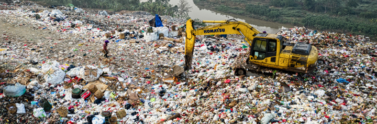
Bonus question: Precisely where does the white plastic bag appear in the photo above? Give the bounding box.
[169,31,178,37]
[29,67,40,74]
[237,88,248,92]
[156,27,169,38]
[66,67,81,77]
[74,8,85,13]
[118,77,125,82]
[314,89,325,98]
[27,80,39,89]
[73,20,83,26]
[41,61,60,73]
[92,115,105,124]
[44,69,65,85]
[16,103,26,114]
[51,10,63,16]
[260,113,275,124]
[144,32,158,41]
[64,88,73,100]
[33,108,47,118]
[98,11,108,16]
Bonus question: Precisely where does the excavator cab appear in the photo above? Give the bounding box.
[250,35,279,63]
[184,19,318,74]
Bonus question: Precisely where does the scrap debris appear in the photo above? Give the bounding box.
[0,2,377,124]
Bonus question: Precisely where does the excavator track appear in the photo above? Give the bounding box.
[235,62,317,76]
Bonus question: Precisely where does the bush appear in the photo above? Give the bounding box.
[215,5,230,12]
[360,11,377,18]
[246,4,281,18]
[280,9,305,17]
[302,15,377,36]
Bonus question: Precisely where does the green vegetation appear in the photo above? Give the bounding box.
[194,0,377,37]
[29,0,178,17]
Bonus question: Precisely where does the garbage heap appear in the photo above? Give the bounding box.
[1,3,377,124]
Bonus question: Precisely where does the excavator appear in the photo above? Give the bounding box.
[184,19,318,75]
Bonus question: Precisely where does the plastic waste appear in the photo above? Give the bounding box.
[41,61,60,73]
[336,78,350,84]
[98,11,108,16]
[66,67,82,77]
[44,69,65,85]
[92,115,105,124]
[260,113,275,124]
[16,103,26,114]
[78,65,104,82]
[33,108,47,118]
[3,83,26,97]
[156,27,169,38]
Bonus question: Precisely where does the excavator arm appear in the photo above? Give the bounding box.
[184,19,261,70]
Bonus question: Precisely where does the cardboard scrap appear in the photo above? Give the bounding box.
[84,66,97,76]
[83,81,108,92]
[162,77,174,83]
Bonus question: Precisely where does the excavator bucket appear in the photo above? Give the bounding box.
[184,19,195,70]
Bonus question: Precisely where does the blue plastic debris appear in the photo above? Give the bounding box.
[336,78,349,84]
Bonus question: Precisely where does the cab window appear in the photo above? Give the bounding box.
[253,40,267,52]
[268,41,276,52]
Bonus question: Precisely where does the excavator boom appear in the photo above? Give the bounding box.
[185,19,260,70]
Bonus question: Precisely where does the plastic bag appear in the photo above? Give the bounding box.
[336,78,350,84]
[169,31,178,37]
[237,88,248,92]
[74,8,85,13]
[260,113,275,124]
[51,10,63,16]
[73,20,83,26]
[44,69,65,85]
[66,67,81,77]
[144,32,158,41]
[314,89,325,98]
[64,88,73,100]
[98,11,108,16]
[3,83,26,97]
[41,61,60,73]
[156,27,169,38]
[29,67,40,74]
[92,115,105,124]
[27,80,39,89]
[79,66,103,82]
[33,108,47,118]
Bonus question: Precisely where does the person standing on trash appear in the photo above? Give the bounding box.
[35,14,41,20]
[103,40,109,58]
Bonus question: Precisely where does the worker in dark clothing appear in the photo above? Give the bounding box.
[35,14,41,20]
[103,40,109,58]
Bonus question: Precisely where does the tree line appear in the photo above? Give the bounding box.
[302,15,377,37]
[270,0,377,18]
[244,3,377,37]
[195,0,377,37]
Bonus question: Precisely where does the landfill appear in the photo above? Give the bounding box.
[1,2,377,124]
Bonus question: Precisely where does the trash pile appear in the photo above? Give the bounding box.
[2,3,377,124]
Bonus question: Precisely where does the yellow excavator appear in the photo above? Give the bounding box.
[184,19,318,75]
